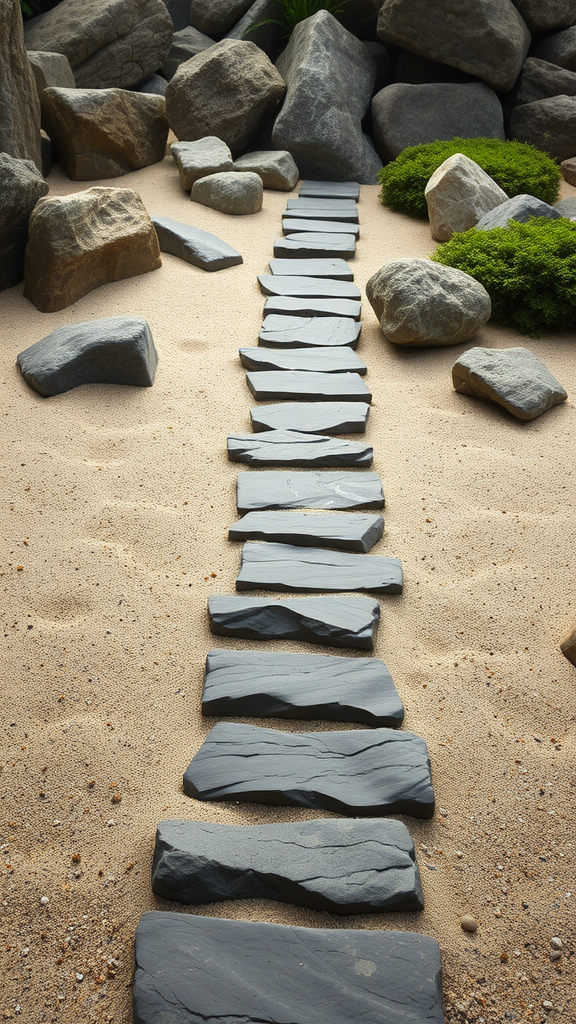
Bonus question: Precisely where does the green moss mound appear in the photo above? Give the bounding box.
[431,217,576,337]
[378,138,562,219]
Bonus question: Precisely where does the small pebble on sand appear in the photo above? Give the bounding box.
[551,937,562,949]
[461,915,478,933]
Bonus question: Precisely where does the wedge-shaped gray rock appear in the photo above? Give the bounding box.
[28,50,76,125]
[475,194,561,231]
[258,274,360,300]
[555,195,576,217]
[287,196,358,209]
[192,170,263,214]
[225,0,282,58]
[246,370,370,402]
[209,593,380,649]
[533,25,576,71]
[299,180,361,199]
[171,137,233,190]
[161,25,214,80]
[452,347,568,421]
[0,154,48,292]
[203,648,401,725]
[133,914,445,1024]
[240,346,365,373]
[269,258,353,279]
[228,431,373,468]
[17,316,157,397]
[234,150,299,190]
[510,57,576,108]
[510,95,576,162]
[283,218,360,238]
[237,542,402,595]
[282,206,359,224]
[152,216,242,271]
[237,470,384,513]
[514,0,576,32]
[264,296,361,320]
[274,236,356,259]
[251,401,369,433]
[229,511,384,553]
[259,314,361,348]
[425,153,509,241]
[152,817,421,911]
[190,0,254,35]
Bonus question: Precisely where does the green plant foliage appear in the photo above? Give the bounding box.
[378,138,562,219]
[431,217,576,337]
[246,0,346,42]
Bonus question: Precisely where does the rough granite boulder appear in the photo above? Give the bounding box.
[191,171,263,214]
[24,0,173,90]
[190,0,254,35]
[510,95,576,162]
[452,346,568,421]
[24,186,161,312]
[171,137,233,190]
[41,87,168,180]
[234,150,299,190]
[366,258,491,347]
[272,11,381,184]
[0,0,42,170]
[509,57,576,108]
[161,25,214,80]
[554,195,576,217]
[425,153,509,241]
[513,0,576,32]
[475,194,561,230]
[27,51,76,124]
[561,621,576,666]
[0,153,48,291]
[533,25,576,71]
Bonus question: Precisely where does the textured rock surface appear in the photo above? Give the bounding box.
[510,57,576,107]
[209,594,381,649]
[237,542,403,595]
[227,430,373,468]
[561,621,576,667]
[246,370,370,402]
[152,215,242,271]
[259,314,361,348]
[513,0,576,32]
[236,470,384,512]
[17,316,158,397]
[24,0,173,90]
[192,170,263,214]
[475,194,561,230]
[269,258,354,279]
[161,25,214,80]
[24,187,161,313]
[228,510,384,553]
[1,0,42,169]
[282,206,359,224]
[234,150,299,190]
[510,95,576,162]
[258,275,361,300]
[263,296,362,320]
[533,25,576,71]
[240,345,365,373]
[274,234,356,259]
[225,0,283,59]
[135,73,167,96]
[191,0,254,35]
[171,137,233,190]
[554,195,576,217]
[152,817,421,910]
[28,50,76,125]
[251,401,370,434]
[425,153,509,241]
[0,154,48,291]
[452,347,568,421]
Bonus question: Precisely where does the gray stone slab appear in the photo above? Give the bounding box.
[246,370,370,401]
[183,722,435,818]
[281,205,359,223]
[259,314,361,348]
[269,257,354,279]
[300,180,361,199]
[240,346,366,374]
[251,401,370,433]
[237,542,403,594]
[263,296,361,319]
[452,346,568,421]
[152,215,242,271]
[258,274,360,299]
[227,430,373,467]
[208,594,381,649]
[283,218,360,238]
[151,817,421,911]
[274,235,356,259]
[237,470,384,512]
[228,511,384,553]
[286,197,358,210]
[202,648,403,726]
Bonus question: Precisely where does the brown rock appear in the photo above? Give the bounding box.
[0,153,48,291]
[561,157,576,186]
[0,0,42,170]
[24,186,161,312]
[461,915,478,933]
[560,621,576,666]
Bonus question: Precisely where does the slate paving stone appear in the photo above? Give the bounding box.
[152,215,242,271]
[281,206,359,223]
[133,914,445,1024]
[299,180,361,199]
[183,722,435,818]
[151,817,421,911]
[236,470,384,512]
[259,314,361,348]
[283,218,360,238]
[452,346,568,421]
[251,401,370,433]
[269,257,354,279]
[274,235,356,259]
[236,541,403,594]
[227,430,373,467]
[228,510,384,552]
[246,370,370,401]
[208,594,381,649]
[286,196,358,210]
[202,648,403,725]
[263,296,361,320]
[257,274,361,299]
[239,346,366,374]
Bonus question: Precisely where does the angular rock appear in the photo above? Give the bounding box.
[184,722,435,818]
[560,620,576,667]
[510,95,576,162]
[228,510,384,552]
[287,196,358,209]
[509,57,576,108]
[171,137,233,190]
[533,25,576,72]
[475,194,561,230]
[190,0,253,35]
[554,195,576,217]
[234,150,299,190]
[452,347,568,421]
[366,258,491,346]
[225,0,283,59]
[227,430,373,468]
[246,370,370,402]
[268,258,354,279]
[161,25,214,80]
[24,186,161,313]
[237,542,403,594]
[274,234,356,259]
[17,316,157,397]
[283,218,360,238]
[134,73,167,96]
[0,153,48,292]
[513,0,576,32]
[425,153,509,241]
[41,87,168,180]
[273,12,380,183]
[299,180,361,200]
[259,314,361,348]
[240,346,365,373]
[152,215,242,271]
[236,470,384,513]
[27,50,76,125]
[24,0,173,90]
[192,170,263,214]
[251,401,370,434]
[263,296,362,320]
[282,206,359,224]
[1,0,41,169]
[165,39,285,155]
[258,275,360,300]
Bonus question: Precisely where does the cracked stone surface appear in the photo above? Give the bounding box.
[152,215,242,271]
[227,430,373,467]
[281,206,359,223]
[251,401,370,433]
[269,258,354,279]
[257,274,360,299]
[283,218,360,238]
[287,196,358,210]
[236,470,384,512]
[228,511,384,552]
[263,296,362,320]
[183,722,435,817]
[236,541,403,594]
[274,235,356,259]
[259,314,361,348]
[452,346,567,421]
[246,370,370,401]
[239,346,366,374]
[151,817,421,911]
[208,594,381,649]
[300,180,361,199]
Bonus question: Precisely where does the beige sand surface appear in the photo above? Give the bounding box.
[1,149,575,1024]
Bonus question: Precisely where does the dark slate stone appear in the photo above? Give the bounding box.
[246,370,370,401]
[133,914,445,1024]
[228,510,384,553]
[283,218,360,238]
[17,316,158,397]
[236,470,384,512]
[151,817,420,911]
[283,205,359,223]
[183,722,435,818]
[239,346,366,374]
[269,257,354,279]
[286,196,358,210]
[251,401,370,433]
[259,314,361,348]
[263,296,362,319]
[152,215,242,271]
[300,180,361,199]
[452,346,568,421]
[202,648,402,725]
[208,594,381,649]
[274,235,356,259]
[257,274,361,299]
[474,194,561,231]
[236,541,402,594]
[227,430,373,467]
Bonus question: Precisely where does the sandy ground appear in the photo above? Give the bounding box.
[1,146,575,1024]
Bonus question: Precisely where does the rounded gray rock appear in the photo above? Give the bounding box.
[510,95,576,162]
[475,194,561,231]
[171,137,233,190]
[234,150,299,191]
[191,171,263,214]
[533,25,576,72]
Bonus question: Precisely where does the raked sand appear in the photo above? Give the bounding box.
[1,144,575,1023]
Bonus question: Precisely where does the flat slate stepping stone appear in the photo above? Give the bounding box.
[227,430,373,468]
[152,215,242,271]
[236,542,402,594]
[133,914,445,1024]
[251,401,370,434]
[208,594,381,649]
[300,180,361,199]
[259,314,361,348]
[246,370,370,402]
[228,511,384,553]
[286,196,358,210]
[274,235,356,259]
[258,274,360,299]
[452,346,568,421]
[263,296,361,320]
[269,257,354,279]
[239,346,366,374]
[183,722,435,818]
[281,206,359,224]
[236,470,384,512]
[151,817,421,911]
[283,218,360,238]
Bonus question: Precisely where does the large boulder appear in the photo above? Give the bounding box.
[171,137,233,190]
[510,95,576,162]
[475,194,561,230]
[234,150,299,190]
[161,26,214,80]
[191,171,263,214]
[190,0,254,35]
[533,26,576,71]
[377,0,530,92]
[366,258,491,347]
[165,39,285,156]
[272,11,381,184]
[27,50,76,109]
[0,0,42,170]
[512,0,576,32]
[24,186,161,312]
[371,82,504,164]
[24,0,173,89]
[509,57,576,107]
[425,153,509,241]
[0,153,48,291]
[42,87,168,180]
[226,1,283,61]
[452,347,568,421]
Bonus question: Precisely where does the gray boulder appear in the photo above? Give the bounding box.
[234,150,299,190]
[366,258,491,347]
[509,57,576,107]
[363,41,394,92]
[191,171,263,213]
[161,25,214,80]
[226,1,283,61]
[512,0,576,32]
[272,11,381,184]
[510,95,576,161]
[452,347,568,421]
[0,153,48,291]
[554,195,576,218]
[1,0,42,170]
[17,316,158,397]
[533,25,576,71]
[372,82,504,164]
[190,0,254,35]
[171,137,233,190]
[27,51,76,124]
[425,153,509,241]
[475,194,562,230]
[134,74,168,96]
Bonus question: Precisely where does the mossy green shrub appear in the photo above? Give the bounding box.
[378,138,562,219]
[431,217,576,337]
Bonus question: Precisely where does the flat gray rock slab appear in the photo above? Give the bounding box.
[228,511,384,553]
[152,215,242,271]
[133,914,445,1024]
[300,180,361,199]
[246,370,370,401]
[227,430,373,467]
[259,314,361,348]
[202,648,403,726]
[239,346,366,374]
[452,346,567,421]
[251,401,370,433]
[269,257,354,279]
[151,817,421,911]
[283,218,360,238]
[286,196,358,210]
[263,296,362,319]
[274,235,356,259]
[183,722,435,818]
[208,594,381,649]
[236,470,384,512]
[237,541,403,594]
[258,274,360,299]
[282,206,359,223]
